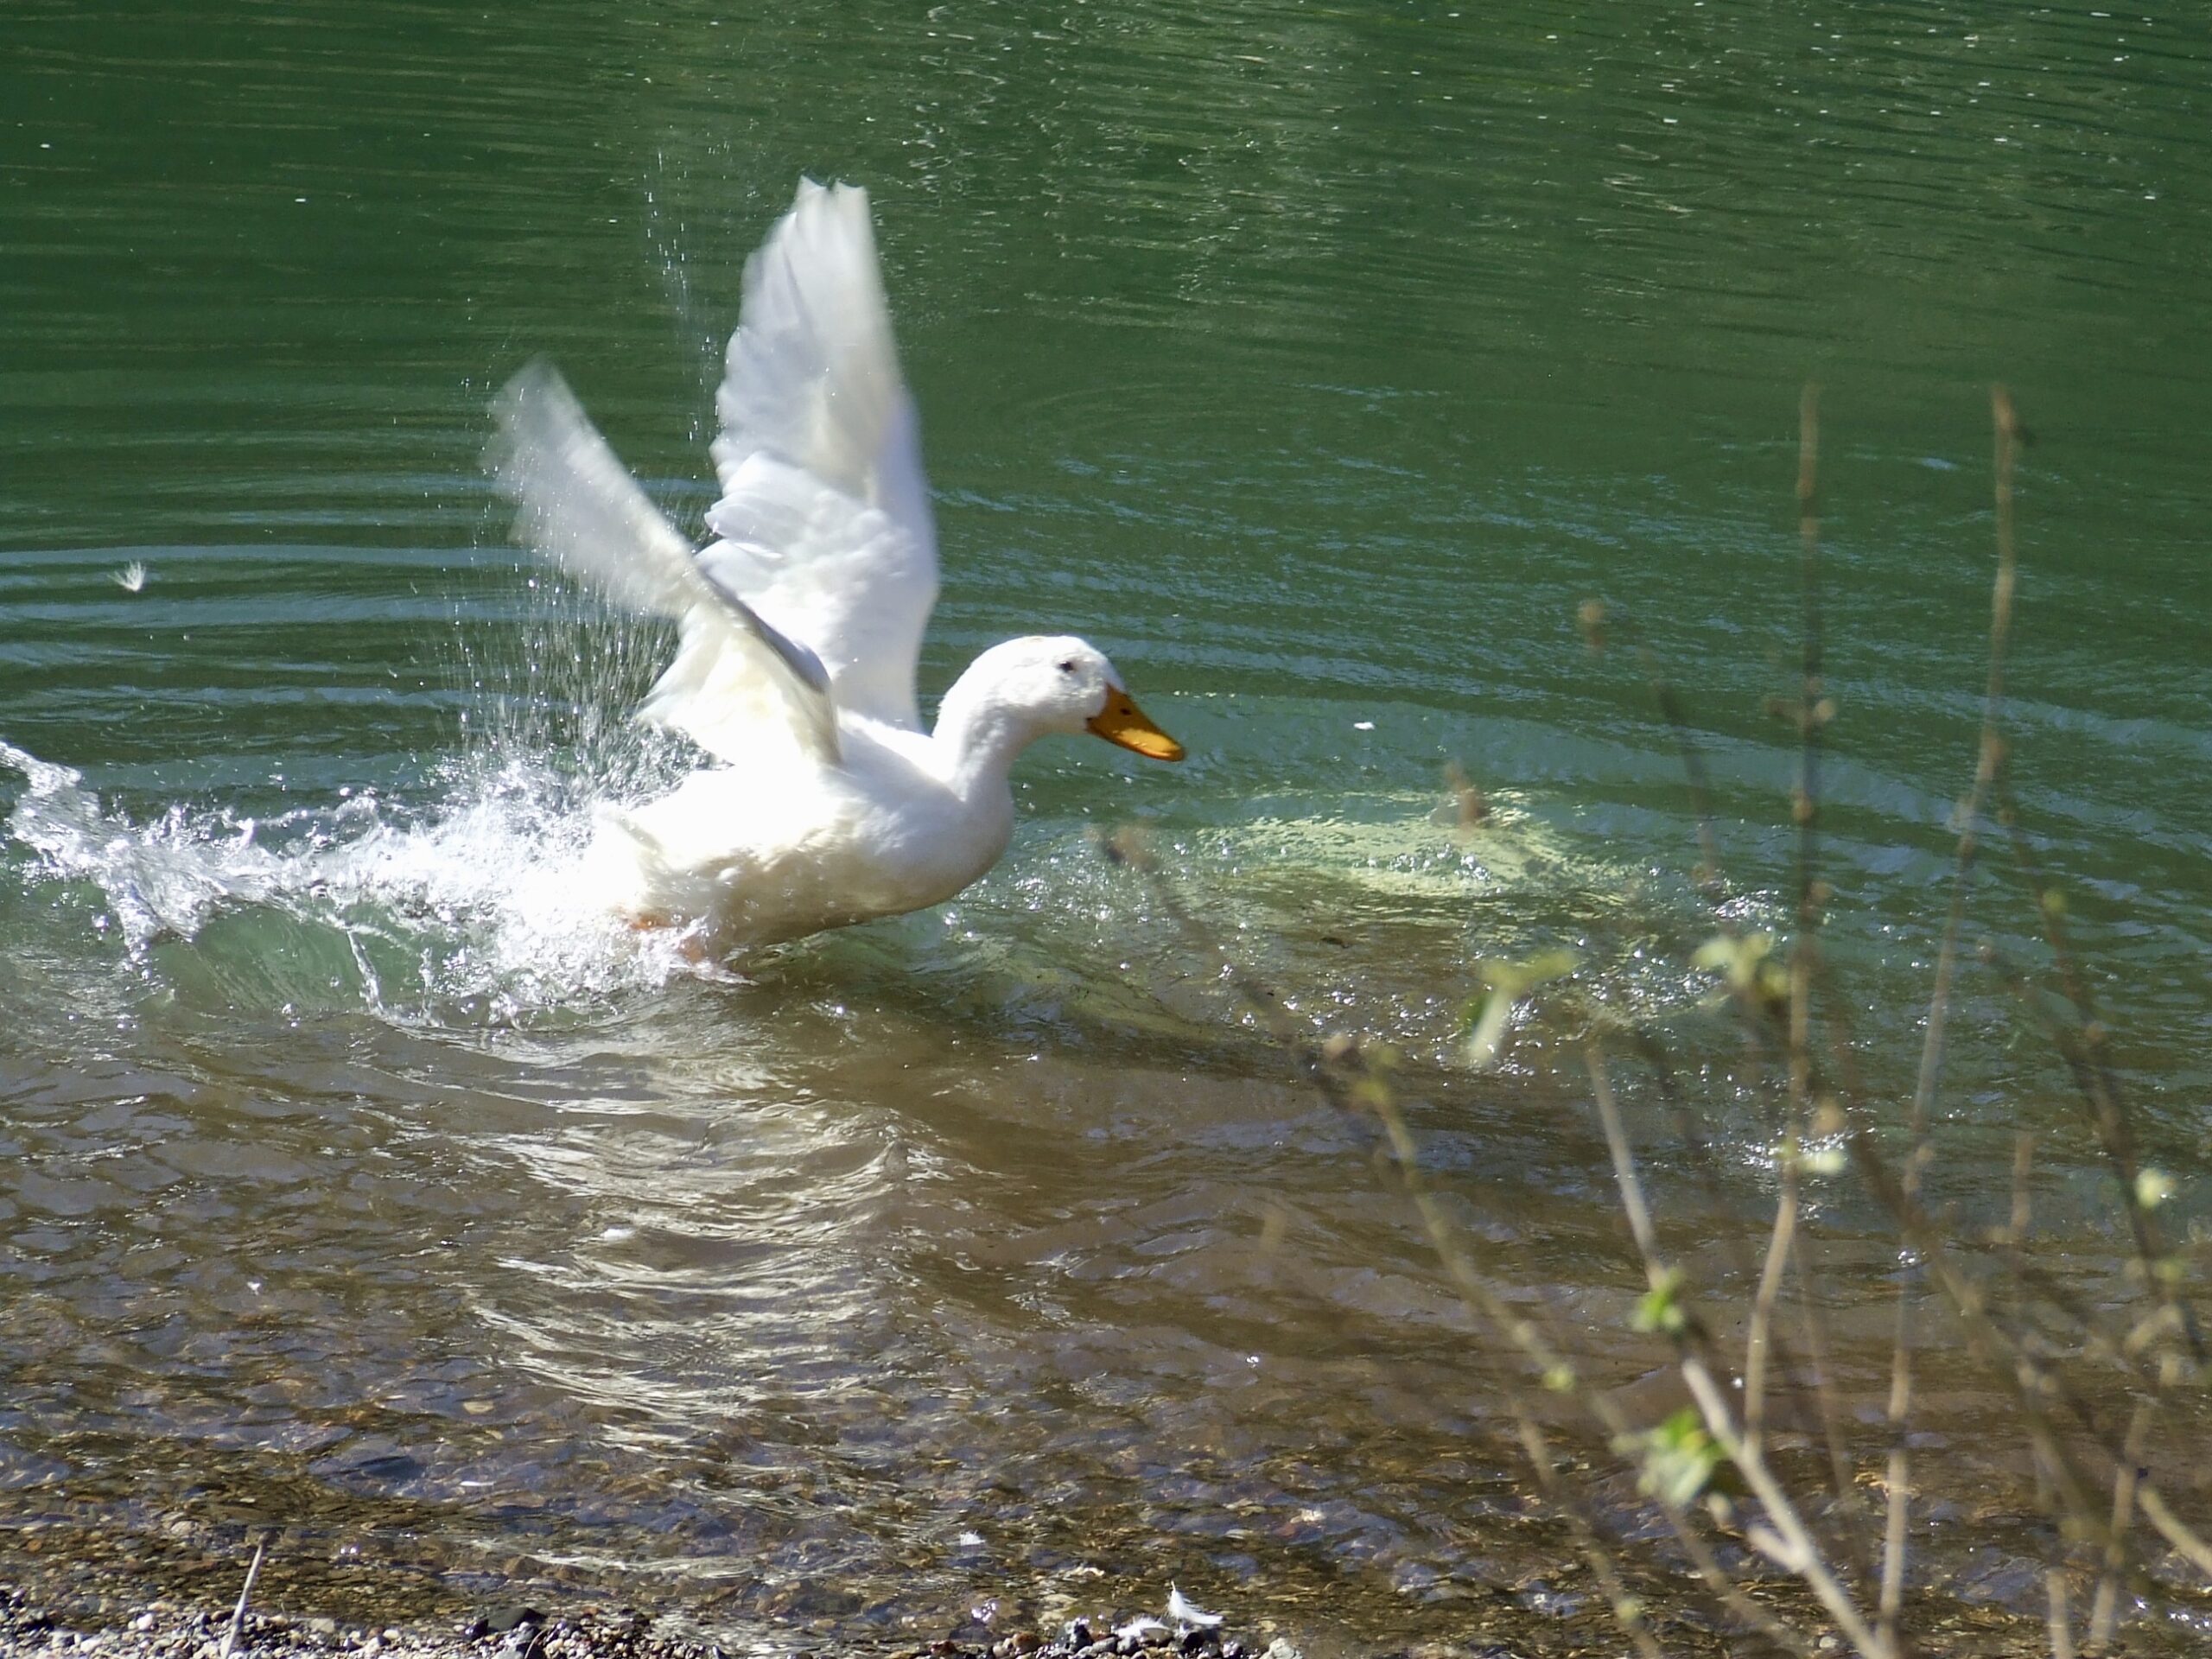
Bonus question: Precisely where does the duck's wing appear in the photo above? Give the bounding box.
[701,180,938,734]
[487,361,842,765]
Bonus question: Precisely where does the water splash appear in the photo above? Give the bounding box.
[0,735,711,1025]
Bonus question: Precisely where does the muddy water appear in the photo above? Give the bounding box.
[4,2,2210,1651]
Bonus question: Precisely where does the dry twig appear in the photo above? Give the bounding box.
[218,1536,268,1659]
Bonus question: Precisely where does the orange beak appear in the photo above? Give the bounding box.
[1086,686,1185,761]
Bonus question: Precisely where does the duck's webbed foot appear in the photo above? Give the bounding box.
[627,912,716,967]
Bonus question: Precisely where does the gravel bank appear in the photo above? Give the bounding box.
[0,1587,1328,1659]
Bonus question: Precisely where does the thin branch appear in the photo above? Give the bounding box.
[1500,1411,1674,1659]
[1774,385,1885,1599]
[1991,785,2204,1365]
[1791,380,1825,944]
[2138,1485,2212,1580]
[1904,385,2022,1216]
[1578,600,1729,899]
[1840,1121,2116,1535]
[2048,1577,2078,1659]
[1105,830,1808,1656]
[1978,944,2200,1370]
[1583,589,1858,1510]
[1360,1066,1705,1659]
[219,1536,268,1659]
[1625,1007,1872,1575]
[2039,1439,2079,1659]
[1876,386,2024,1647]
[2086,1400,2153,1652]
[1588,1051,1890,1658]
[1742,1156,1797,1458]
[1786,1234,1880,1586]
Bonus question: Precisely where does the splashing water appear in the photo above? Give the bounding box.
[0,734,715,1024]
[1,707,1747,1060]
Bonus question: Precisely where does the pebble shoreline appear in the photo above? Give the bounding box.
[0,1590,1331,1659]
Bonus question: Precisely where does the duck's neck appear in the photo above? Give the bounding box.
[931,664,1041,798]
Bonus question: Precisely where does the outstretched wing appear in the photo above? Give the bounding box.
[486,360,842,765]
[702,180,938,733]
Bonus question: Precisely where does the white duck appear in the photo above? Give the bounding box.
[487,180,1184,952]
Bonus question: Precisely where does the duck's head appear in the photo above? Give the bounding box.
[958,635,1185,762]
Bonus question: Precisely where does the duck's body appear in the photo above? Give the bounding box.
[589,696,1015,950]
[490,182,1182,952]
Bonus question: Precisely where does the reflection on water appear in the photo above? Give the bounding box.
[4,0,2211,1649]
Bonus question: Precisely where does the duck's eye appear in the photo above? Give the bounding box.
[1057,658,1077,674]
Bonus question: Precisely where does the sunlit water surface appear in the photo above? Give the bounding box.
[3,2,2210,1650]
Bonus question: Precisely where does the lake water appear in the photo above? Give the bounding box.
[3,2,2209,1651]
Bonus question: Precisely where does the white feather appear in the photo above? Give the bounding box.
[702,180,939,732]
[1167,1586,1224,1629]
[486,359,699,618]
[486,359,840,765]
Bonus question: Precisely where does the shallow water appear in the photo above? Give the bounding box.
[4,2,2211,1650]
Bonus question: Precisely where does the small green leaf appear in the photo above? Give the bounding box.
[1631,1267,1688,1336]
[1459,950,1579,1070]
[1692,931,1777,994]
[1351,1075,1393,1110]
[1633,1408,1723,1507]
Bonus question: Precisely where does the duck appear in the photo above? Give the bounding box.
[486,180,1185,953]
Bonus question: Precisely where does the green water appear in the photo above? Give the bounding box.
[3,2,2209,1650]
